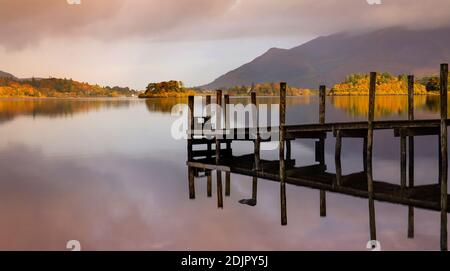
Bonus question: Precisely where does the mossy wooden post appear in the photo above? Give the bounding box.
[367,72,377,241]
[407,75,415,238]
[251,92,260,204]
[188,96,195,199]
[280,82,288,226]
[216,90,224,209]
[206,95,212,197]
[224,94,231,197]
[440,63,448,251]
[319,85,327,217]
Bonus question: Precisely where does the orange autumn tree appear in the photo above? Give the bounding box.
[0,78,137,98]
[329,73,429,95]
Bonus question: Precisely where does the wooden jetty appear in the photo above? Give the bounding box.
[186,63,450,251]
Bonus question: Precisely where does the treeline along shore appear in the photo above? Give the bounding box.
[1,71,449,98]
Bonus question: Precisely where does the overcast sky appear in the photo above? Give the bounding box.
[1,0,450,89]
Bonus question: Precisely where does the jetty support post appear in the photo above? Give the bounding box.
[319,85,327,217]
[251,92,260,204]
[335,129,342,186]
[280,82,288,225]
[367,72,377,242]
[188,96,195,199]
[407,75,415,238]
[216,90,224,208]
[205,95,213,197]
[224,94,231,197]
[440,63,448,251]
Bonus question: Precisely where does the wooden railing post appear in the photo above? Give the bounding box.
[407,75,415,239]
[367,72,377,242]
[216,90,224,208]
[440,63,448,251]
[280,82,287,225]
[251,92,260,206]
[224,94,231,197]
[319,85,327,217]
[206,95,212,197]
[188,96,195,199]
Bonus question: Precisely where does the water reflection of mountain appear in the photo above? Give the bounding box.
[0,98,137,124]
[330,96,445,118]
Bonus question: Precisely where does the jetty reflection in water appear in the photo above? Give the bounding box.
[0,96,446,250]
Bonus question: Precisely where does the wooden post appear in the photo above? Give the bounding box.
[188,96,195,199]
[216,90,224,209]
[408,75,415,239]
[367,72,377,241]
[251,92,260,205]
[440,64,448,251]
[363,136,368,172]
[280,82,288,226]
[207,171,212,198]
[206,95,212,159]
[206,95,213,197]
[319,85,327,217]
[335,130,342,186]
[224,94,231,197]
[251,92,261,170]
[252,177,258,204]
[286,140,292,160]
[401,135,407,189]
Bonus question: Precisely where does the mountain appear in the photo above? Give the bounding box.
[203,27,450,89]
[0,70,16,79]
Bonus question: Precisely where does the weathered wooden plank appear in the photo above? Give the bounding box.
[187,161,230,172]
[394,127,440,137]
[286,164,326,177]
[333,129,368,138]
[288,131,327,139]
[192,149,231,158]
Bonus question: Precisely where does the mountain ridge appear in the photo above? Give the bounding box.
[202,27,450,89]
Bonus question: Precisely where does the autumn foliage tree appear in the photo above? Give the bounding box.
[329,73,429,95]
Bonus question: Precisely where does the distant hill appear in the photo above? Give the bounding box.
[0,70,16,79]
[0,77,138,98]
[203,27,450,89]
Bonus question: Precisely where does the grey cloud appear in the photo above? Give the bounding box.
[1,0,450,49]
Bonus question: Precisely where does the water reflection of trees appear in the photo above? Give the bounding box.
[330,96,446,117]
[144,96,313,114]
[0,98,136,123]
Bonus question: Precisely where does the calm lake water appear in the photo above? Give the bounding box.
[0,96,447,250]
